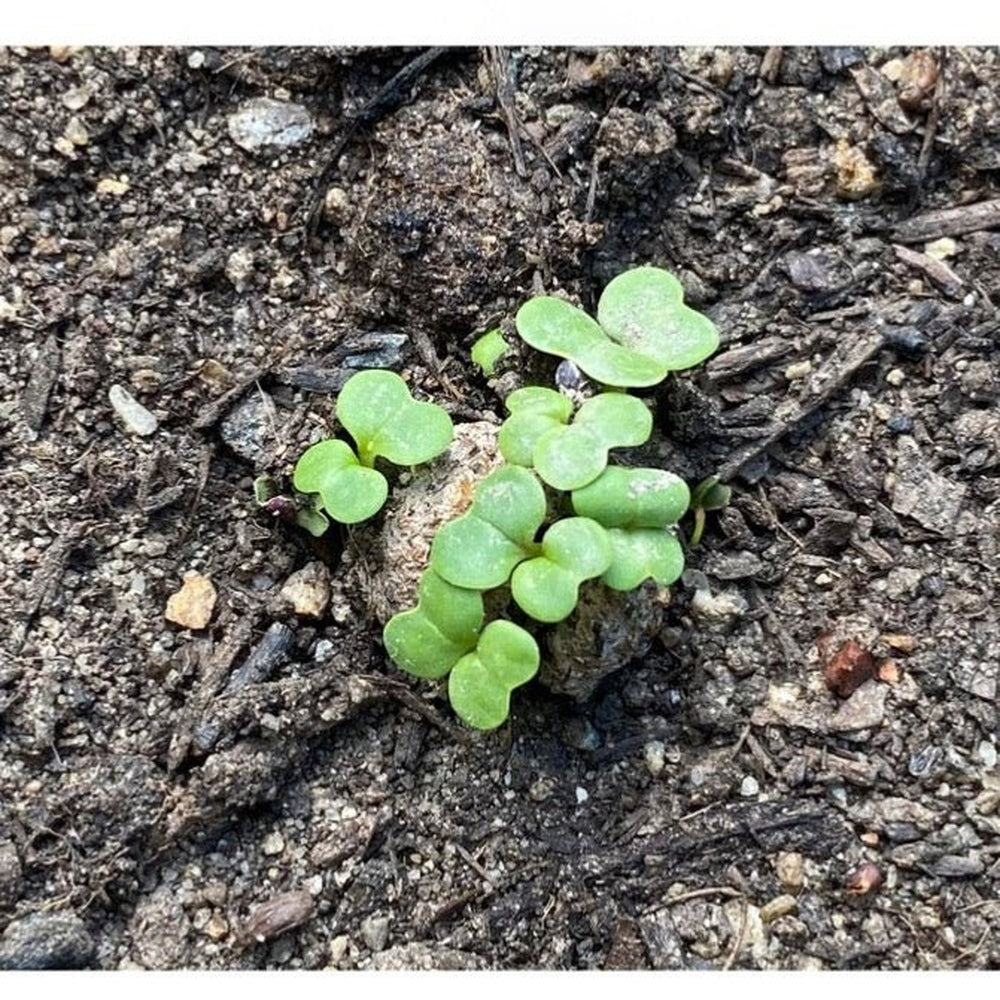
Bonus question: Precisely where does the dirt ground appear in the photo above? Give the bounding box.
[2,45,999,971]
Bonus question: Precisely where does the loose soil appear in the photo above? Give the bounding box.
[1,45,999,970]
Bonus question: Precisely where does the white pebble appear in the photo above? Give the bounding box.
[976,740,997,769]
[109,383,157,436]
[643,740,666,776]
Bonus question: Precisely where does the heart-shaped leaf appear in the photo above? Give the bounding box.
[447,620,540,730]
[292,438,389,525]
[337,369,453,467]
[516,296,668,388]
[497,387,573,467]
[383,570,484,679]
[597,266,719,371]
[601,527,685,591]
[531,392,653,490]
[430,465,546,590]
[510,517,612,623]
[571,466,690,528]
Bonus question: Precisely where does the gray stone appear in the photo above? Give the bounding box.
[0,911,95,970]
[219,390,278,465]
[228,97,313,153]
[890,435,966,536]
[638,908,687,970]
[360,914,390,952]
[924,853,985,878]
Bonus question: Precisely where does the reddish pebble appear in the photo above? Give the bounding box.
[846,862,883,895]
[824,639,876,698]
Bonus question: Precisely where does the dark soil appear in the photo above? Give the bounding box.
[2,45,999,970]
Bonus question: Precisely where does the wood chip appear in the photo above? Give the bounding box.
[892,198,1000,243]
[893,243,963,297]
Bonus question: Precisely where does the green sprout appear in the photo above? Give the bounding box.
[516,295,667,388]
[570,466,690,529]
[382,570,484,679]
[572,467,689,590]
[370,267,723,730]
[509,517,611,622]
[470,328,511,377]
[687,475,733,547]
[515,265,718,387]
[596,266,719,371]
[447,620,540,731]
[429,465,546,590]
[499,388,653,490]
[292,369,453,529]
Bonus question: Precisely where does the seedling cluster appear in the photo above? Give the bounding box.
[285,267,719,730]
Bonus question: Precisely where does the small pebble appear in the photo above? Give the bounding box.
[108,383,158,436]
[279,561,331,619]
[64,117,89,146]
[261,832,285,857]
[61,85,91,110]
[0,911,95,970]
[225,247,255,291]
[829,785,848,807]
[227,97,313,153]
[96,176,130,197]
[924,237,957,260]
[165,573,217,629]
[328,935,350,964]
[846,863,883,895]
[360,915,390,953]
[976,740,997,769]
[885,368,905,387]
[775,851,804,889]
[187,50,206,69]
[575,786,589,804]
[314,638,335,662]
[740,775,760,797]
[975,790,1000,816]
[243,890,314,944]
[784,360,813,380]
[203,914,229,941]
[643,740,666,777]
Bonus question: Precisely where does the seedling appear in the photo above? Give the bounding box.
[688,475,733,547]
[470,328,511,377]
[509,517,611,622]
[570,466,690,529]
[253,473,329,537]
[516,265,718,386]
[599,528,685,591]
[516,295,667,387]
[447,620,540,730]
[292,369,453,528]
[499,388,653,490]
[284,266,728,731]
[429,465,546,590]
[382,569,484,679]
[596,266,719,371]
[572,467,689,590]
